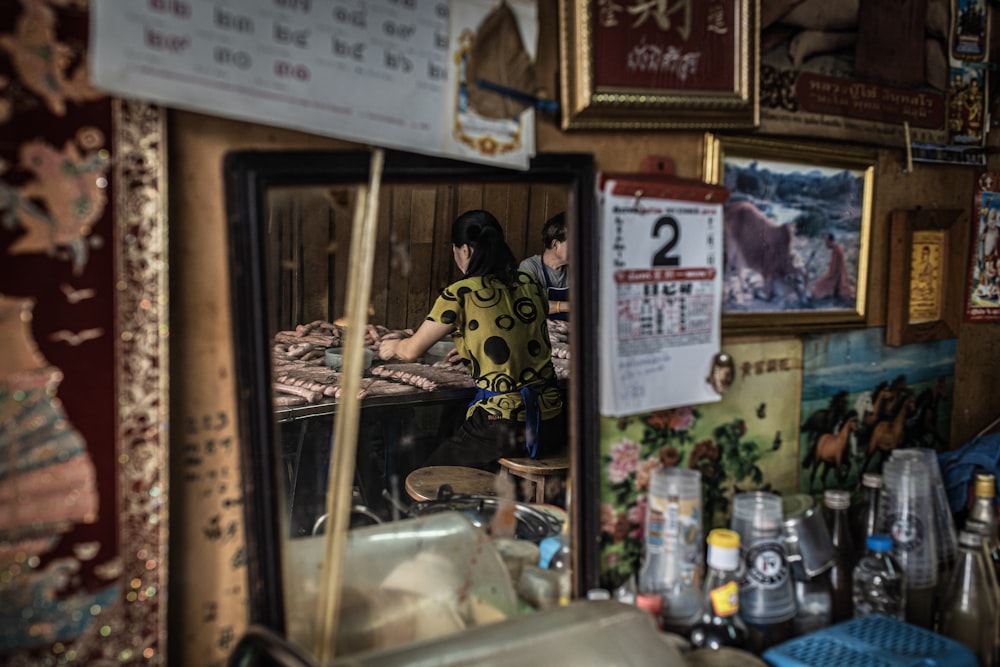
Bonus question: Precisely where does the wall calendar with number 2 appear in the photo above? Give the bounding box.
[599,175,729,416]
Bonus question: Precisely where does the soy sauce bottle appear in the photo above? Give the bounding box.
[690,529,748,650]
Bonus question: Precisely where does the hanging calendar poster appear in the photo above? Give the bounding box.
[599,175,729,416]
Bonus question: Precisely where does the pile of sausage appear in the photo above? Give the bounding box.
[271,318,572,407]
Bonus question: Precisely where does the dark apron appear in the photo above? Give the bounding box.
[543,264,569,321]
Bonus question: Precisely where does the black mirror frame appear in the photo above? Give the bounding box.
[224,149,600,634]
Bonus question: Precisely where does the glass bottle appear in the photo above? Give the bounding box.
[689,529,749,650]
[853,534,905,620]
[824,489,856,624]
[970,473,1000,547]
[963,519,1000,664]
[852,473,882,553]
[938,530,998,667]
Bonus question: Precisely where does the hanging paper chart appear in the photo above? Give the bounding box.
[599,175,728,416]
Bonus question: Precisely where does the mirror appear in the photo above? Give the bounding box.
[224,150,600,639]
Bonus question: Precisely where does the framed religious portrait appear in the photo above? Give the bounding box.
[559,0,759,130]
[703,134,876,334]
[965,172,1000,322]
[886,208,966,346]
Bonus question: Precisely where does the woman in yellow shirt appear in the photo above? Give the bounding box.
[378,209,565,471]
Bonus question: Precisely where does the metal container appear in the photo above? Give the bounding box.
[782,505,836,580]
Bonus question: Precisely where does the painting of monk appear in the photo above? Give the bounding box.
[709,136,875,328]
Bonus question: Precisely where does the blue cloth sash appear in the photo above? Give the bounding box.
[469,383,550,458]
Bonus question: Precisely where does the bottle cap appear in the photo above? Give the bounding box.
[867,534,893,552]
[861,472,882,489]
[707,528,740,549]
[823,489,850,510]
[974,473,996,499]
[706,529,741,571]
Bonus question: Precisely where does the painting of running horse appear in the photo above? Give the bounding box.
[799,328,956,495]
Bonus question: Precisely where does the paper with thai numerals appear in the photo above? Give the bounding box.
[599,178,723,416]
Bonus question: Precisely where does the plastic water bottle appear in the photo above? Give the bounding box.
[853,534,905,620]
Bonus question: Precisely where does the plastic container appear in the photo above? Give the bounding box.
[879,456,940,629]
[731,492,797,626]
[852,534,905,620]
[282,512,518,657]
[763,614,977,667]
[889,448,958,568]
[329,600,688,667]
[638,467,703,632]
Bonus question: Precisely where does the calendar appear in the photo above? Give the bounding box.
[599,175,728,416]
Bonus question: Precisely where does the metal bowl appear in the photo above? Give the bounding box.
[413,494,563,543]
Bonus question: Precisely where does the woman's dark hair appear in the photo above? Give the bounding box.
[542,212,567,249]
[451,209,518,283]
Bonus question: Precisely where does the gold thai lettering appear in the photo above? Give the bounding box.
[598,0,625,27]
[626,0,691,40]
[706,2,728,35]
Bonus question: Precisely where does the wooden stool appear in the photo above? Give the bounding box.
[497,455,569,504]
[404,465,498,502]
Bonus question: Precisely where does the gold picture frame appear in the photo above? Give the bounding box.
[704,134,876,334]
[886,208,966,346]
[559,0,759,130]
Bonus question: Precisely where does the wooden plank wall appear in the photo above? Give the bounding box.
[268,182,570,332]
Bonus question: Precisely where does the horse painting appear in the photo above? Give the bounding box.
[810,411,859,487]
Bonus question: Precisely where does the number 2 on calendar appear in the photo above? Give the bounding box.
[651,216,680,267]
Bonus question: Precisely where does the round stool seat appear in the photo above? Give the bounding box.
[404,465,498,502]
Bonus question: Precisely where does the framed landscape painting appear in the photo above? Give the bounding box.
[704,135,876,334]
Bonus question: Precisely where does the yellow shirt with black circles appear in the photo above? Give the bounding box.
[427,271,562,421]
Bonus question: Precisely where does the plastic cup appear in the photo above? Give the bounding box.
[889,448,957,566]
[879,457,939,589]
[731,492,797,624]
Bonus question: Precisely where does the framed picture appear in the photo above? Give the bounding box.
[886,208,966,346]
[0,91,169,665]
[964,172,1000,322]
[703,135,876,334]
[757,0,949,147]
[558,0,758,130]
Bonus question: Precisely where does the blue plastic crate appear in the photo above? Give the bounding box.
[762,615,977,667]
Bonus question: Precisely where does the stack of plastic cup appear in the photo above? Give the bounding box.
[878,455,939,629]
[639,468,703,633]
[731,492,797,650]
[889,448,958,568]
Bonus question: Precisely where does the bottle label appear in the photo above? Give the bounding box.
[710,581,740,617]
[646,508,665,550]
[745,541,789,588]
[887,512,924,553]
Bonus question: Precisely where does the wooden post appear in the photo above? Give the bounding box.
[313,148,385,664]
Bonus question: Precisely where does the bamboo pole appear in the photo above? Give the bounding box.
[313,148,385,665]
